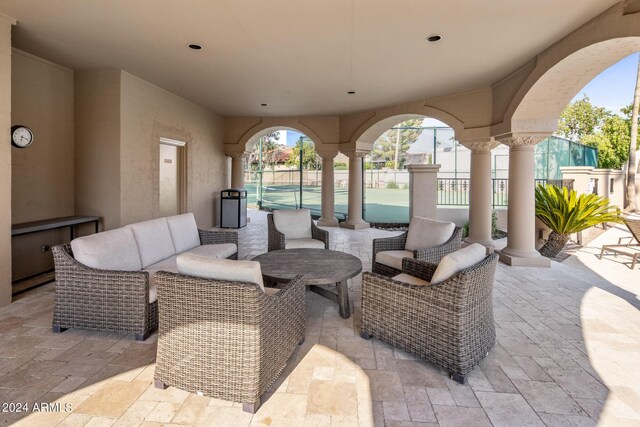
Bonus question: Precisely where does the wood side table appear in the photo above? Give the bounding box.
[252,249,362,318]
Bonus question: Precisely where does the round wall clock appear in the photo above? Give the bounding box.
[11,125,34,148]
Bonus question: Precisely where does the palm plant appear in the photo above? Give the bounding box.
[535,184,623,258]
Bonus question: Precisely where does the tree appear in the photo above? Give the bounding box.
[556,95,609,142]
[625,55,640,212]
[286,138,318,169]
[581,115,630,169]
[248,132,284,170]
[371,119,424,169]
[556,96,633,170]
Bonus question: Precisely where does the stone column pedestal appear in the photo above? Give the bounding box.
[340,151,370,230]
[498,135,550,267]
[317,153,339,227]
[408,164,441,220]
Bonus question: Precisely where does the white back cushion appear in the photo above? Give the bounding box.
[405,216,455,251]
[273,208,312,239]
[71,227,142,271]
[166,213,201,253]
[430,243,486,285]
[176,253,264,291]
[128,218,176,268]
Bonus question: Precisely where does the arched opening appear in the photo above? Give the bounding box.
[510,37,640,134]
[244,127,328,216]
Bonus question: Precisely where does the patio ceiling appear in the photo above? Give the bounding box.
[0,0,619,117]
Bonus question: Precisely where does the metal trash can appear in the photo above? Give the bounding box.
[220,189,247,228]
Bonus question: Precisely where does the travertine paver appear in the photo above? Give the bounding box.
[1,210,639,426]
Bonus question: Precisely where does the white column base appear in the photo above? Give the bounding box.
[464,237,496,252]
[340,219,370,230]
[498,247,550,267]
[317,217,339,227]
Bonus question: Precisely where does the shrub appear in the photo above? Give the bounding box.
[535,184,622,257]
[386,181,399,189]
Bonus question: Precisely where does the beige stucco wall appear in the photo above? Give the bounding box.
[11,50,74,222]
[120,72,226,228]
[75,70,122,231]
[11,50,74,281]
[0,17,13,306]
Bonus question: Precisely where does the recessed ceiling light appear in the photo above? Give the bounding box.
[347,91,356,95]
[260,103,268,107]
[188,44,202,50]
[426,35,442,43]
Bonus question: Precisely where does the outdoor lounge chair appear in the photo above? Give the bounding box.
[372,216,462,277]
[154,254,306,413]
[267,208,329,251]
[599,217,640,269]
[361,244,498,384]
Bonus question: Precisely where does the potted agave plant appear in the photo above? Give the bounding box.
[535,184,623,258]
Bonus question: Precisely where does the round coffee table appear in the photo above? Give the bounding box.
[252,249,362,319]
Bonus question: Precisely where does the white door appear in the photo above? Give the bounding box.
[159,142,183,217]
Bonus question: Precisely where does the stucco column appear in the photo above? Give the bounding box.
[229,152,247,189]
[0,15,14,307]
[498,135,550,267]
[460,138,499,249]
[408,164,441,220]
[340,151,369,230]
[317,151,339,227]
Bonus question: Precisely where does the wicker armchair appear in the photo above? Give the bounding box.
[361,253,498,384]
[51,229,237,341]
[154,272,306,413]
[267,212,329,251]
[372,226,462,277]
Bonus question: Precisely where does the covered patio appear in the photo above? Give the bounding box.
[1,210,639,426]
[1,1,640,426]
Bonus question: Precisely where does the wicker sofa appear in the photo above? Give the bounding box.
[361,247,498,384]
[51,213,238,340]
[372,216,462,277]
[154,255,305,413]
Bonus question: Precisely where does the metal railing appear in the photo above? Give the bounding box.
[436,178,575,207]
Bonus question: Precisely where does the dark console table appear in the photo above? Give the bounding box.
[11,216,100,295]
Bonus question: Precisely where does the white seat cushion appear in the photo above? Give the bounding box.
[375,250,413,271]
[128,218,176,268]
[186,243,237,259]
[273,209,312,239]
[71,227,142,271]
[430,243,487,285]
[144,255,179,303]
[166,213,201,253]
[405,216,455,251]
[177,253,265,291]
[285,238,326,250]
[392,273,430,287]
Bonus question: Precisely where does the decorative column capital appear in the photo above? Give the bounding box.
[342,150,369,159]
[315,149,340,160]
[458,138,499,152]
[496,133,548,148]
[227,151,249,159]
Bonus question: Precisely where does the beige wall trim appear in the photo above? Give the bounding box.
[159,137,187,147]
[0,11,16,25]
[11,48,73,72]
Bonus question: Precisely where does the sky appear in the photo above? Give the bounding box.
[571,52,640,115]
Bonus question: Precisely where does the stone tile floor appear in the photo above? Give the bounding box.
[1,210,639,426]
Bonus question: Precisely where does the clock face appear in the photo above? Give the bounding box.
[11,126,33,148]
